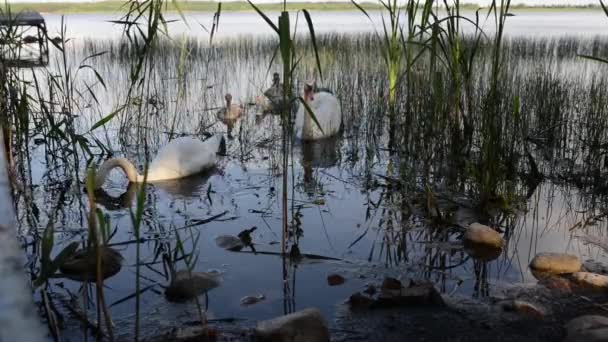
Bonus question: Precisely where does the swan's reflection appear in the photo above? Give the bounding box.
[94,168,217,208]
[95,182,137,211]
[297,136,341,195]
[153,168,217,197]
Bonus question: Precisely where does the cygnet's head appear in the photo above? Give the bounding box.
[304,79,315,101]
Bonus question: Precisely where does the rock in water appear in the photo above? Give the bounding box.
[165,270,222,303]
[463,223,503,249]
[565,315,608,342]
[499,300,545,319]
[148,326,218,342]
[255,308,330,342]
[376,283,445,308]
[381,277,402,291]
[570,272,608,290]
[348,292,375,309]
[529,253,581,278]
[215,235,244,251]
[348,282,445,309]
[327,274,345,286]
[464,243,503,262]
[538,276,574,293]
[59,246,123,282]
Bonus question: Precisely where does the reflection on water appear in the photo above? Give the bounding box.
[12,11,608,340]
[299,137,341,196]
[95,182,137,211]
[153,169,217,197]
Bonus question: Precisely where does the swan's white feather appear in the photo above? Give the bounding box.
[295,91,342,141]
[146,136,219,181]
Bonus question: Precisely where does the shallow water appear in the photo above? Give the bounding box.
[11,10,608,340]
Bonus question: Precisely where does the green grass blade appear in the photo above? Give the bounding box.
[601,0,608,17]
[298,96,324,134]
[210,2,221,44]
[89,105,126,132]
[279,12,291,67]
[247,0,279,34]
[302,9,323,81]
[350,0,372,22]
[578,54,608,64]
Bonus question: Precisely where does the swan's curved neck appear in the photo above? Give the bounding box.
[302,88,315,136]
[95,157,143,189]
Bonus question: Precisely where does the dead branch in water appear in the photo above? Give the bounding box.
[568,210,608,232]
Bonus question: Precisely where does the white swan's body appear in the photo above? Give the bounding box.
[295,87,342,141]
[95,135,225,189]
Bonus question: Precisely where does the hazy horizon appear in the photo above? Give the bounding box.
[4,0,602,6]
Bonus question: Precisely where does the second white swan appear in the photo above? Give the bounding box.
[94,135,226,189]
[295,80,342,141]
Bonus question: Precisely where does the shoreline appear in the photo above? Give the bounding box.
[2,1,606,15]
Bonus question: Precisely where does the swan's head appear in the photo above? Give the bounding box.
[225,93,232,106]
[272,73,280,86]
[304,80,315,102]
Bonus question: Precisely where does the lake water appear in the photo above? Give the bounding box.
[41,10,608,40]
[10,9,608,340]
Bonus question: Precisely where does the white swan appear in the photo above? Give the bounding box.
[295,80,342,141]
[94,135,225,189]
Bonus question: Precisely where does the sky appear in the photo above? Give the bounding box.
[4,0,603,5]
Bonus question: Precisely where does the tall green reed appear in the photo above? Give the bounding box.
[247,1,323,255]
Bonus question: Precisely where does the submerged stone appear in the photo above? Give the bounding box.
[59,246,123,282]
[175,326,218,342]
[464,243,503,262]
[165,270,222,303]
[381,277,402,291]
[376,283,445,308]
[565,315,608,342]
[327,274,345,286]
[529,253,581,277]
[348,282,444,310]
[538,276,574,293]
[363,284,376,296]
[499,300,545,319]
[255,307,330,342]
[215,235,244,251]
[348,292,375,309]
[150,326,219,342]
